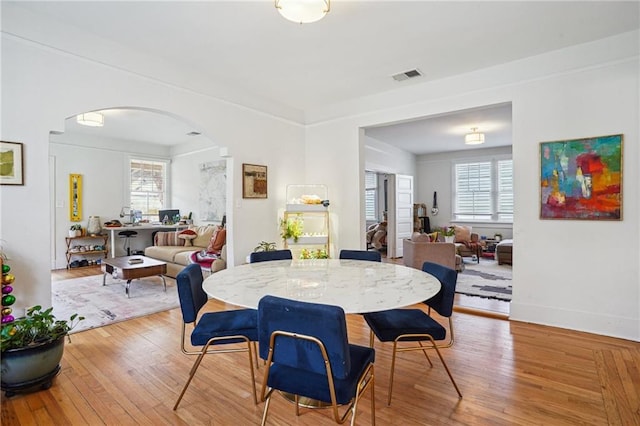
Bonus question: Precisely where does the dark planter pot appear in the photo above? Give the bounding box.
[1,335,65,396]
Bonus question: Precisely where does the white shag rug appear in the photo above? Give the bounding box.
[456,259,512,301]
[52,274,179,333]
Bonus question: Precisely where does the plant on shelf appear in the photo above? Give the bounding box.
[253,241,276,252]
[69,224,82,237]
[280,215,303,243]
[300,248,329,259]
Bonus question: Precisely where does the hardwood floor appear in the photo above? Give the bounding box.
[2,269,638,425]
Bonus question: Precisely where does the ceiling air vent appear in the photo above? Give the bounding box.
[392,68,423,82]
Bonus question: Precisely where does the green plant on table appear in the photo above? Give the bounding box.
[0,305,84,352]
[254,241,277,252]
[441,226,455,237]
[69,224,82,231]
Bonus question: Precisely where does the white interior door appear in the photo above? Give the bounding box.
[387,174,413,258]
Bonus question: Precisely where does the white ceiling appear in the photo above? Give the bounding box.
[6,1,638,153]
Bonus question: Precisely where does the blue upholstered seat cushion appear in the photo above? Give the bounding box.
[191,309,258,346]
[363,309,446,342]
[266,343,374,405]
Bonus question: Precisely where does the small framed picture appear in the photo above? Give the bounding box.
[242,164,267,199]
[0,141,24,185]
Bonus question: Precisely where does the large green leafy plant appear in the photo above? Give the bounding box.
[1,305,84,352]
[280,215,303,242]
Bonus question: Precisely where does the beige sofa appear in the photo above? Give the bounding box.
[144,225,226,278]
[403,237,463,272]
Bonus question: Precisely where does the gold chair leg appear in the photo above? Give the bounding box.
[370,365,376,426]
[387,341,398,406]
[173,349,208,410]
[247,341,258,404]
[261,393,273,426]
[369,329,375,348]
[417,341,434,367]
[430,341,462,398]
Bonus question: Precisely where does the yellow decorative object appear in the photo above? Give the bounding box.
[69,174,82,221]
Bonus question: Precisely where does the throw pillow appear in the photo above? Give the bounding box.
[426,231,439,242]
[411,232,431,243]
[154,231,185,247]
[190,225,218,248]
[453,225,472,243]
[206,228,226,254]
[178,229,198,246]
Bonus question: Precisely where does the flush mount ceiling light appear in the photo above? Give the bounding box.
[76,112,104,127]
[275,0,330,24]
[464,127,485,145]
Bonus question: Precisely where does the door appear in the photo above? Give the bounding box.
[387,174,413,258]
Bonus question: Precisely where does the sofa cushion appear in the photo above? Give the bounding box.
[154,231,185,247]
[144,245,193,263]
[453,225,472,243]
[189,225,218,248]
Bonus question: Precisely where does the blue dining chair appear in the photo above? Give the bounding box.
[249,249,292,263]
[257,295,376,425]
[173,264,258,410]
[339,249,382,262]
[362,261,462,405]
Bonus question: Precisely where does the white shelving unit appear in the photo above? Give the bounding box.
[283,185,330,259]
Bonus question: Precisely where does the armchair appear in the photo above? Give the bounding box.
[403,237,463,272]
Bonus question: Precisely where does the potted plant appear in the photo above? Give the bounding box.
[1,306,83,396]
[253,241,276,252]
[69,224,82,238]
[280,215,303,243]
[441,226,456,243]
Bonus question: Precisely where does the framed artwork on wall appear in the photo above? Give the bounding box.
[69,173,83,221]
[540,134,622,220]
[242,164,268,199]
[0,141,24,185]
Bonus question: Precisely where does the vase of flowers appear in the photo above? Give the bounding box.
[441,226,456,243]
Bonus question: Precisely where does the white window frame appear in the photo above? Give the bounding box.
[125,156,171,219]
[451,155,513,224]
[365,171,378,222]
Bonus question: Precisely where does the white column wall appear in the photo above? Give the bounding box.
[305,33,639,340]
[1,35,304,312]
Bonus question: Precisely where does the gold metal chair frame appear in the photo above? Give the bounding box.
[260,330,376,426]
[427,306,455,348]
[369,331,462,405]
[173,321,258,410]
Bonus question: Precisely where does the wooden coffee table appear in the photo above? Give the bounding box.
[101,256,167,298]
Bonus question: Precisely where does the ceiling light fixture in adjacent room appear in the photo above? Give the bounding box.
[275,0,330,24]
[76,112,104,127]
[464,127,485,145]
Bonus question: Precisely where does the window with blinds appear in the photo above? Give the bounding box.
[453,158,513,222]
[129,158,168,217]
[365,171,378,221]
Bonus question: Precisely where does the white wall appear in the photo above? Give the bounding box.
[306,32,639,340]
[1,34,304,312]
[416,146,513,238]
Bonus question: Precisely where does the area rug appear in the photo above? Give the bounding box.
[456,259,512,301]
[52,274,179,333]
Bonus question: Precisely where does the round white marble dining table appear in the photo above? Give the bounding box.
[201,259,441,314]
